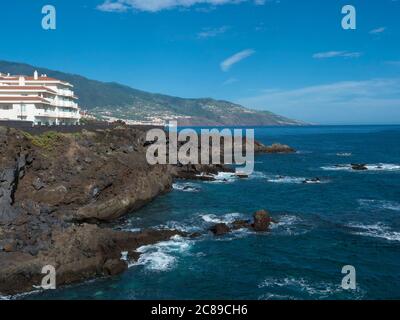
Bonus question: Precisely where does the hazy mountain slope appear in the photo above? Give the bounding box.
[0,60,303,126]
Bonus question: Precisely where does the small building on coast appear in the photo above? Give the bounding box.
[0,71,81,125]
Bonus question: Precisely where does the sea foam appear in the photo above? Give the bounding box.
[321,163,400,172]
[200,212,242,224]
[172,182,201,192]
[267,176,328,184]
[347,222,400,242]
[130,235,192,271]
[258,276,364,299]
[358,199,400,212]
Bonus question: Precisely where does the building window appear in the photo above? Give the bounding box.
[0,104,13,110]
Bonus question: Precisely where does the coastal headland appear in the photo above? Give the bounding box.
[0,123,294,296]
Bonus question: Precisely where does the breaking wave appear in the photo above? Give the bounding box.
[267,176,328,184]
[172,182,201,192]
[347,222,400,242]
[321,163,400,172]
[130,235,192,271]
[209,172,237,183]
[200,212,243,224]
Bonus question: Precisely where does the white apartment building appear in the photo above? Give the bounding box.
[0,71,81,125]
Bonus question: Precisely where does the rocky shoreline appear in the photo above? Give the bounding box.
[0,125,294,296]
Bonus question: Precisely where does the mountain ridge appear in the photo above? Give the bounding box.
[0,60,304,126]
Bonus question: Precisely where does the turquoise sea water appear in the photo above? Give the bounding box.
[29,125,400,300]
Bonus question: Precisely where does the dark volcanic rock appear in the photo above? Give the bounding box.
[209,211,273,236]
[210,223,231,236]
[231,219,252,230]
[259,143,295,154]
[351,163,368,171]
[252,139,296,154]
[252,210,272,232]
[0,223,184,295]
[32,177,46,190]
[103,259,128,276]
[189,232,202,239]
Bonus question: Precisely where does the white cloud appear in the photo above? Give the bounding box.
[97,0,265,13]
[197,26,230,39]
[238,79,400,124]
[312,51,363,59]
[220,49,255,72]
[97,0,129,12]
[369,27,386,34]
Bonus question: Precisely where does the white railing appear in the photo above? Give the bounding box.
[58,89,74,97]
[45,99,78,108]
[35,111,80,119]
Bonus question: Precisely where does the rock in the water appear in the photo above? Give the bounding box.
[303,177,321,184]
[231,220,251,230]
[351,163,368,171]
[103,259,127,276]
[252,210,272,232]
[189,232,202,239]
[254,141,295,154]
[210,223,231,236]
[265,143,295,153]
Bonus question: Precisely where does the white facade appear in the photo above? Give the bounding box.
[0,71,81,125]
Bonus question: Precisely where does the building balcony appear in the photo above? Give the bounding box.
[45,99,79,108]
[57,89,77,98]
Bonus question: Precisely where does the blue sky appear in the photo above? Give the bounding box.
[1,0,399,124]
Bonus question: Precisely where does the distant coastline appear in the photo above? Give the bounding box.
[0,60,304,127]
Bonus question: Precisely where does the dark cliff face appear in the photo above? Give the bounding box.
[0,126,173,224]
[0,125,183,295]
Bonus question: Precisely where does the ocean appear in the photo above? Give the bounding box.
[28,125,400,300]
